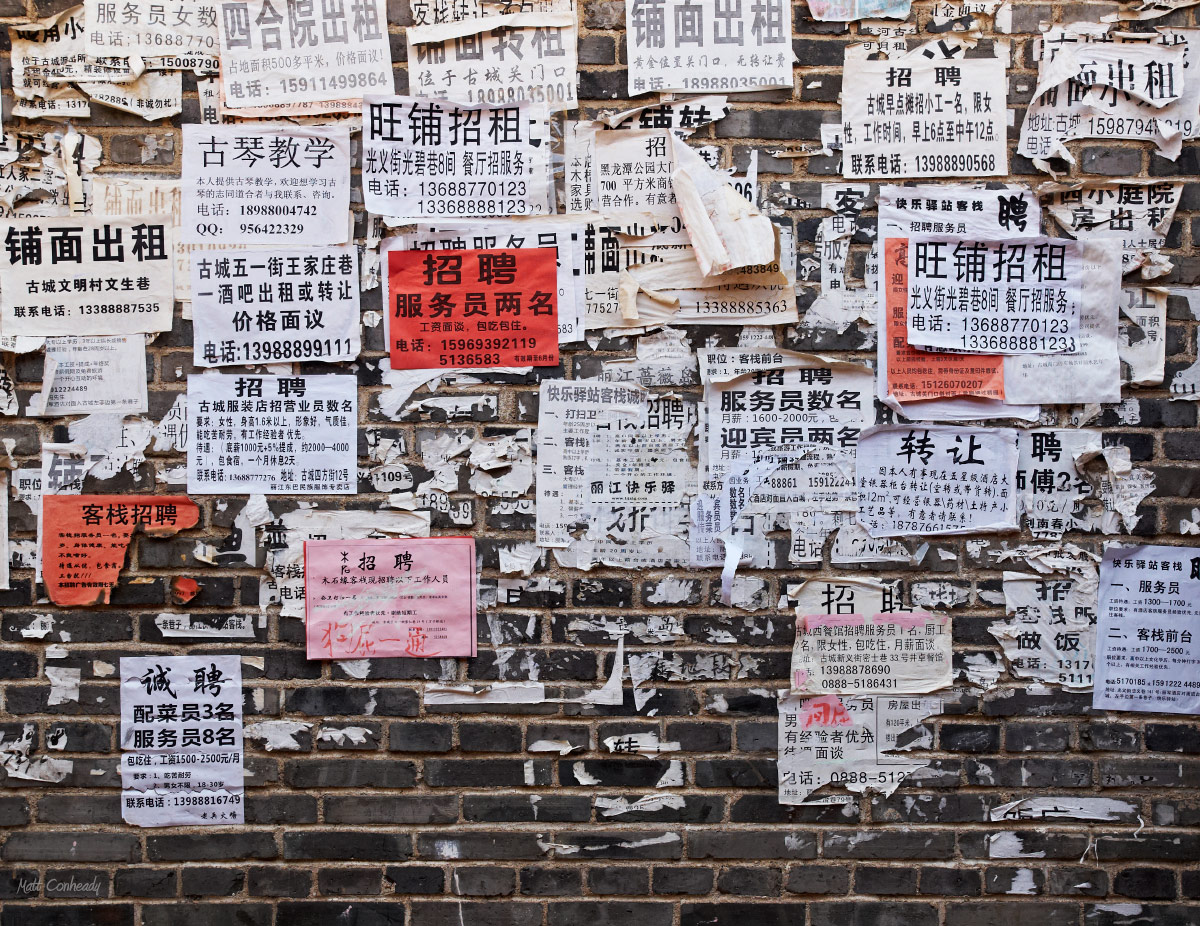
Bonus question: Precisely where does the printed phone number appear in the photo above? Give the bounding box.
[139,31,216,48]
[79,303,160,314]
[279,72,389,94]
[960,334,1076,352]
[170,793,242,806]
[678,76,785,90]
[415,199,534,216]
[693,299,790,315]
[912,153,997,174]
[441,337,538,351]
[961,317,1073,335]
[242,204,317,216]
[234,338,355,362]
[461,84,577,106]
[420,181,527,198]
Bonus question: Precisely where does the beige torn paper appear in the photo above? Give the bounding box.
[603,732,680,756]
[78,71,183,120]
[596,794,687,816]
[1,723,72,783]
[0,133,72,219]
[10,7,145,120]
[599,328,700,387]
[1106,0,1200,19]
[1031,38,1185,108]
[264,507,432,618]
[668,134,776,278]
[67,414,154,483]
[1001,240,1124,406]
[407,11,578,111]
[1019,26,1200,165]
[993,564,1099,691]
[155,612,256,639]
[1039,180,1183,280]
[33,336,148,417]
[1119,287,1167,386]
[46,665,81,706]
[244,721,313,752]
[991,796,1138,822]
[42,127,100,212]
[789,578,952,696]
[585,224,797,329]
[802,183,872,333]
[425,681,547,705]
[778,693,943,804]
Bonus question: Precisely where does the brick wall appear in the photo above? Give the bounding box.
[1,0,1200,923]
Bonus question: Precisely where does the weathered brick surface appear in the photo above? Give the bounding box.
[0,0,1197,919]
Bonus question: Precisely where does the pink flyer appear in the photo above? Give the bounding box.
[304,537,477,660]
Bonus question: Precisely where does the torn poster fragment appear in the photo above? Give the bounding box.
[35,336,148,417]
[1093,543,1200,714]
[120,655,243,826]
[304,537,477,659]
[407,11,578,110]
[1016,428,1101,540]
[995,563,1099,690]
[1039,180,1182,279]
[41,495,200,606]
[1119,287,1167,386]
[778,693,942,804]
[1019,25,1200,163]
[669,133,776,277]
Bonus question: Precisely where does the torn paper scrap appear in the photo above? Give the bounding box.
[778,693,943,804]
[669,133,776,278]
[994,564,1099,690]
[42,495,200,607]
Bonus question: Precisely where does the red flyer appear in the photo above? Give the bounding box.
[388,247,559,371]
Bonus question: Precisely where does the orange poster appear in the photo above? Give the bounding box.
[42,495,200,607]
[388,247,559,371]
[884,237,1006,402]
